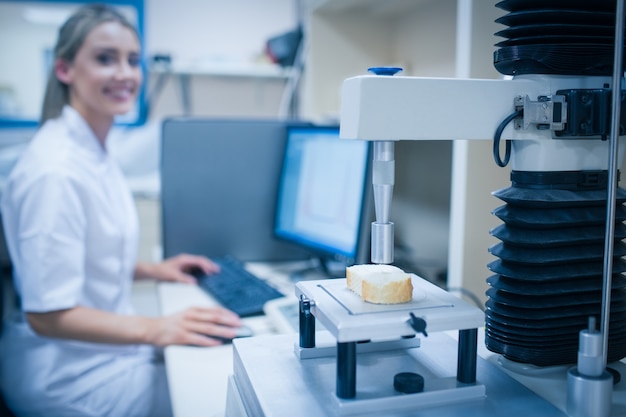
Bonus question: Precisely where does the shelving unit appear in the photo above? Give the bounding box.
[150,61,293,80]
[145,62,294,121]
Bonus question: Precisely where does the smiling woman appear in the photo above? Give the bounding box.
[0,0,146,128]
[0,3,244,417]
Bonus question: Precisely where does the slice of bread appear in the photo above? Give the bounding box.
[346,264,413,304]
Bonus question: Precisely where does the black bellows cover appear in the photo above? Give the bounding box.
[493,0,624,76]
[486,170,626,366]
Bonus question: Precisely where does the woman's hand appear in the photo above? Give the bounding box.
[26,305,242,347]
[135,254,220,284]
[148,306,243,347]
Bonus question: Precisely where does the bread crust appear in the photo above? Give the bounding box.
[362,277,413,304]
[346,269,361,296]
[346,265,413,304]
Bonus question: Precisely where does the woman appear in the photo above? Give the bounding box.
[0,4,242,416]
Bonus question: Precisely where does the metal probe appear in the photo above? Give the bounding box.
[371,140,395,264]
[366,66,403,265]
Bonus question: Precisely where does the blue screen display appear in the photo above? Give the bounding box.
[275,126,370,261]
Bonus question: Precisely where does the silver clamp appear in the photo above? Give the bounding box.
[514,94,567,132]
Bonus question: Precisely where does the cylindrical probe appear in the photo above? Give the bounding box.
[371,140,395,264]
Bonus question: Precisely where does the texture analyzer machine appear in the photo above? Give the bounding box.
[225,0,626,415]
[225,273,571,416]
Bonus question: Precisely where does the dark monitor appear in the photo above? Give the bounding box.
[161,117,311,262]
[274,125,372,276]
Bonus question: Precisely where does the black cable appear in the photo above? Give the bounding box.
[493,109,522,167]
[446,286,485,311]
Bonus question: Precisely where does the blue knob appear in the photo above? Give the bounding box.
[368,67,403,76]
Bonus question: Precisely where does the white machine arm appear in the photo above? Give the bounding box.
[339,73,617,143]
[340,75,533,141]
[340,74,625,172]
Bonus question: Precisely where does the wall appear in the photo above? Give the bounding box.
[143,0,297,121]
[134,0,299,261]
[145,0,296,66]
[393,0,457,78]
[301,10,393,122]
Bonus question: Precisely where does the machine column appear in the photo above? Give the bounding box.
[337,341,357,398]
[299,295,316,348]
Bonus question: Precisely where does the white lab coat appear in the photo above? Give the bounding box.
[0,106,171,417]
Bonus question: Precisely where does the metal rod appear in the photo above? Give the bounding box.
[601,0,625,367]
[336,342,357,399]
[457,328,478,384]
[299,295,316,348]
[371,140,395,264]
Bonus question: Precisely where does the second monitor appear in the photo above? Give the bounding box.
[161,118,312,262]
[274,125,372,276]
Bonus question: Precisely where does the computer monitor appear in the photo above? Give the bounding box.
[274,125,372,276]
[161,117,312,262]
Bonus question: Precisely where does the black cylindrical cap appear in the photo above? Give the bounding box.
[393,372,424,394]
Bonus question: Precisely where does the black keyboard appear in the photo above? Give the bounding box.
[196,257,284,317]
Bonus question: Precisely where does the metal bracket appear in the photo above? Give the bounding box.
[514,95,567,131]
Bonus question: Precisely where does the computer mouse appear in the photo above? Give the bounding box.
[209,325,253,345]
[234,325,254,338]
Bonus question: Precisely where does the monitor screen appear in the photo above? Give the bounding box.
[161,118,312,262]
[274,125,371,270]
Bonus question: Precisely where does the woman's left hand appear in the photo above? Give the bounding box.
[135,254,220,284]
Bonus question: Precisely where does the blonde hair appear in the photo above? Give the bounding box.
[40,3,138,125]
